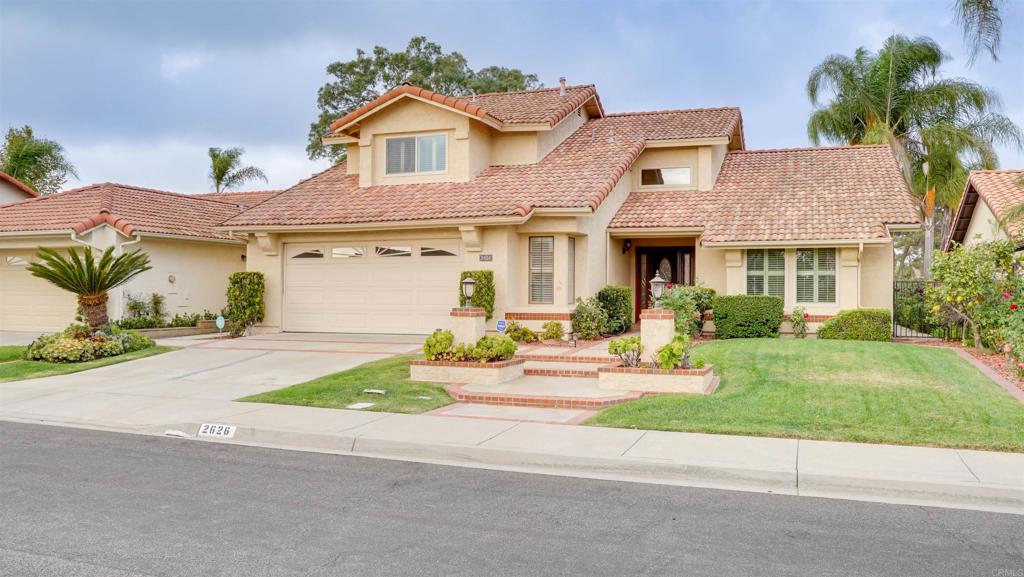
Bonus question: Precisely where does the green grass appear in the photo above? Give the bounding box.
[239,355,454,414]
[0,346,176,383]
[587,339,1024,452]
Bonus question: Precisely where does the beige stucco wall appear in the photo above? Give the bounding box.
[0,180,33,204]
[860,244,893,309]
[962,200,1008,246]
[537,108,588,160]
[490,132,538,165]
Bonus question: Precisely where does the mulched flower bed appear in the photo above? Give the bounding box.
[899,338,1024,393]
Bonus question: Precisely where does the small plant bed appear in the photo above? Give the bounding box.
[239,355,453,414]
[599,333,716,394]
[0,345,174,383]
[410,330,523,385]
[587,339,1024,452]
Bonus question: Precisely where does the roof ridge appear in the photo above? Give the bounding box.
[464,84,595,98]
[606,107,740,117]
[83,182,256,207]
[728,144,891,154]
[970,169,1024,174]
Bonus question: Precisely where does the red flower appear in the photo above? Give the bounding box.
[665,283,673,289]
[1005,292,1013,300]
[803,313,809,319]
[1012,303,1019,310]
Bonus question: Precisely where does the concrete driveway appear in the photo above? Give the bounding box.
[0,332,424,426]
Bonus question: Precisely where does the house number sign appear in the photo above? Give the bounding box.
[479,254,493,262]
[197,423,237,439]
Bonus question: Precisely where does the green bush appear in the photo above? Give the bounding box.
[607,335,642,367]
[571,296,608,340]
[659,287,700,336]
[596,285,633,334]
[505,321,539,343]
[225,272,266,330]
[114,316,164,330]
[675,285,716,332]
[423,329,455,360]
[711,295,784,339]
[655,333,693,369]
[790,306,809,339]
[25,323,154,363]
[817,309,892,342]
[540,321,565,341]
[458,270,495,320]
[472,335,517,362]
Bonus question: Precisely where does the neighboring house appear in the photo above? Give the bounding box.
[0,184,273,332]
[945,169,1024,249]
[0,171,38,204]
[220,81,919,335]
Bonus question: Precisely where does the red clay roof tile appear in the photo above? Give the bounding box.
[0,171,37,198]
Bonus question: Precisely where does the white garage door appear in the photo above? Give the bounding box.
[283,240,463,334]
[0,252,78,332]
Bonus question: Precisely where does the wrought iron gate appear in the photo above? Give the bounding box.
[892,280,963,340]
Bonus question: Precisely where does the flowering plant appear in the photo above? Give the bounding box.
[789,307,809,338]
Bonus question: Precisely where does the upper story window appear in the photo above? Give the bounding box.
[746,249,785,297]
[796,248,836,303]
[640,167,691,187]
[385,134,447,175]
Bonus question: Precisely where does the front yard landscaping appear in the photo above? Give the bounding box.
[240,355,454,414]
[0,345,175,383]
[587,339,1024,452]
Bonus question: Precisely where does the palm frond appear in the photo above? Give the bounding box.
[954,0,1003,64]
[26,246,152,296]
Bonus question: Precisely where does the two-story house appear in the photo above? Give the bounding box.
[221,80,920,335]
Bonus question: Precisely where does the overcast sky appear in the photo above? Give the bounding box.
[1,0,1021,194]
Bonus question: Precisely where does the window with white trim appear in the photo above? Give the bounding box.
[746,249,785,297]
[640,167,691,187]
[796,248,836,303]
[567,237,575,304]
[385,134,447,174]
[529,236,554,304]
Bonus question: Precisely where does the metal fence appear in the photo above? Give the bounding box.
[892,280,964,340]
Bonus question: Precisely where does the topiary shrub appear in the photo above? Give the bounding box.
[472,335,517,362]
[571,296,608,340]
[711,295,784,339]
[596,285,633,334]
[540,320,565,341]
[225,272,265,333]
[505,321,539,343]
[817,309,892,341]
[458,270,495,320]
[423,329,455,360]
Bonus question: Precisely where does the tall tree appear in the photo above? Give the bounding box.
[806,34,1022,275]
[307,36,541,163]
[208,147,268,193]
[0,126,78,195]
[954,0,1004,64]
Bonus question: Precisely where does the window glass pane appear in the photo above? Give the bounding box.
[796,275,815,302]
[747,275,765,296]
[292,249,323,259]
[766,250,785,272]
[796,249,814,271]
[818,274,836,303]
[767,275,785,297]
[386,137,415,174]
[640,169,665,186]
[746,249,764,271]
[421,246,457,257]
[331,247,364,258]
[417,135,446,172]
[529,236,554,304]
[5,256,28,266]
[817,248,836,271]
[641,167,691,187]
[567,237,575,304]
[375,245,411,257]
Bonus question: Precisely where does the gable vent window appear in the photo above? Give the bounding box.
[746,249,784,298]
[529,236,554,304]
[386,134,446,175]
[292,249,324,259]
[797,248,836,303]
[640,167,691,187]
[421,246,457,257]
[375,245,411,257]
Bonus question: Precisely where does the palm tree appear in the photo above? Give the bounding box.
[954,0,1004,64]
[208,147,268,193]
[27,247,152,330]
[806,34,1022,274]
[0,125,78,195]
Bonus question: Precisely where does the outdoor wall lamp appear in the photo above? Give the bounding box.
[622,239,632,254]
[461,276,476,306]
[650,271,667,308]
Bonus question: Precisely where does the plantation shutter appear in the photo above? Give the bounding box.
[796,248,836,303]
[747,249,784,297]
[567,237,575,304]
[416,135,446,172]
[386,137,416,174]
[746,250,765,295]
[816,248,836,303]
[529,236,554,304]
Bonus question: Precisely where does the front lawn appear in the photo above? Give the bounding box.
[239,355,454,414]
[0,345,176,383]
[587,339,1024,452]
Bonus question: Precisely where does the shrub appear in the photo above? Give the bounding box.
[790,306,809,339]
[1000,289,1024,376]
[571,296,608,340]
[540,321,565,341]
[711,295,784,339]
[655,333,693,369]
[659,287,700,336]
[505,321,539,343]
[671,285,716,333]
[817,309,892,341]
[124,292,150,318]
[423,329,455,360]
[93,338,125,358]
[458,270,495,321]
[596,285,633,334]
[26,323,152,363]
[608,335,642,367]
[225,272,265,331]
[114,316,164,330]
[472,335,517,362]
[26,336,96,363]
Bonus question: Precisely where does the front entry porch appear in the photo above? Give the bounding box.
[634,245,695,319]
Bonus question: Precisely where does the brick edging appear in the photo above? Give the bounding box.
[450,307,486,317]
[505,312,572,321]
[598,363,714,376]
[409,358,524,368]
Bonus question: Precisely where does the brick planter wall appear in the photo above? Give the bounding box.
[409,358,525,386]
[598,363,718,394]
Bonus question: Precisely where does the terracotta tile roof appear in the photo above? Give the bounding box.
[194,190,281,208]
[223,108,743,228]
[328,83,601,132]
[610,145,920,243]
[947,169,1024,247]
[0,183,246,241]
[0,170,38,199]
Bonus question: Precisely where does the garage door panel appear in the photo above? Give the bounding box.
[0,257,78,332]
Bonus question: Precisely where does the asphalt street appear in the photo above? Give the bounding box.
[1,421,1021,576]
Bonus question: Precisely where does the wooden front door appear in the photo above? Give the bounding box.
[635,247,695,318]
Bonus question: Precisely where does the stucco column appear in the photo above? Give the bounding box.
[450,307,486,345]
[640,308,676,363]
[724,249,744,295]
[839,247,860,310]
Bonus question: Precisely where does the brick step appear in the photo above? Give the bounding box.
[515,353,617,363]
[445,383,642,410]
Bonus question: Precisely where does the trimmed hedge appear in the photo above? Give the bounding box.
[817,308,892,342]
[711,295,784,339]
[225,272,265,330]
[596,285,633,334]
[458,270,495,321]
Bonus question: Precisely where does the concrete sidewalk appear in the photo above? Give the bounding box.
[1,391,1022,514]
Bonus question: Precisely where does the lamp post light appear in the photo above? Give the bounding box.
[650,271,667,309]
[461,276,476,308]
